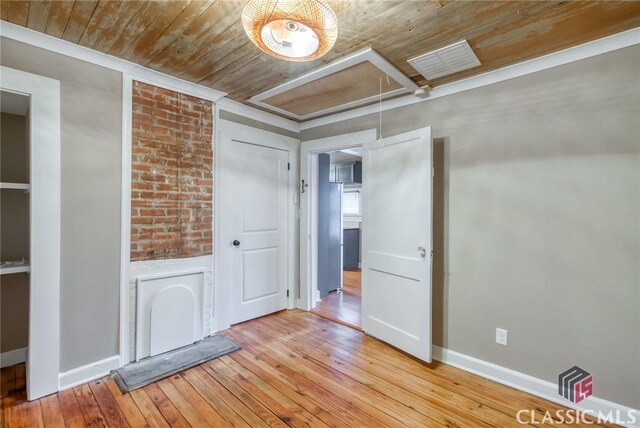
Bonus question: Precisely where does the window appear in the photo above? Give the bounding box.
[343,190,361,216]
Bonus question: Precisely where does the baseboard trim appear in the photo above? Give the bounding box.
[432,346,639,427]
[0,347,27,368]
[58,355,121,391]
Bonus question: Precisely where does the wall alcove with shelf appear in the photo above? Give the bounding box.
[0,89,31,376]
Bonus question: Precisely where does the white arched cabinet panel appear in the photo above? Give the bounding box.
[149,285,199,356]
[136,271,204,360]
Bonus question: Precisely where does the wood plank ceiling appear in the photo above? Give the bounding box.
[1,0,639,119]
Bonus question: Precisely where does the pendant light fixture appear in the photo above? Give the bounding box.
[242,0,338,62]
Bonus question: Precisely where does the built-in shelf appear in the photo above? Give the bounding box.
[0,182,30,190]
[0,260,30,275]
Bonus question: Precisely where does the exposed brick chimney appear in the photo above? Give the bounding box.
[130,81,213,262]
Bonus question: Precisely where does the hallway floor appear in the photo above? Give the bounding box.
[311,268,361,329]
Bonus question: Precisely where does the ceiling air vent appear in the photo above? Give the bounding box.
[407,40,481,81]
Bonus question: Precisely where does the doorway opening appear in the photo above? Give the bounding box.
[310,147,363,330]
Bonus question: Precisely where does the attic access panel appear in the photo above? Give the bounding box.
[250,48,418,120]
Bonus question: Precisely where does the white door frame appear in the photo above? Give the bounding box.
[1,66,61,400]
[298,129,377,311]
[214,116,299,331]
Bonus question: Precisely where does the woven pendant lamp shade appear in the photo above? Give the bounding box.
[242,0,338,62]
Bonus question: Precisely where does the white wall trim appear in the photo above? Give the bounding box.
[0,20,226,102]
[217,97,300,133]
[119,74,133,367]
[58,356,121,391]
[0,348,28,368]
[299,27,640,131]
[432,346,640,428]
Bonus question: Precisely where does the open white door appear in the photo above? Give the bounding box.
[362,127,433,362]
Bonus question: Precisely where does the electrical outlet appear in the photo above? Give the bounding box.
[496,328,508,346]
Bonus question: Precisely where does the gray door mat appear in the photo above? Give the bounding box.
[112,335,240,393]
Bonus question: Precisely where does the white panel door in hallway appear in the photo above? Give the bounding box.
[220,139,289,324]
[362,127,433,362]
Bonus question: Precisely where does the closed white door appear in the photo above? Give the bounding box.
[362,127,433,362]
[221,139,289,324]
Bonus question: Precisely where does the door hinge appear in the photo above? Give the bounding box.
[288,162,290,171]
[286,289,290,297]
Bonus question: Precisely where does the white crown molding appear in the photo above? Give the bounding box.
[0,20,227,102]
[0,347,28,368]
[58,355,121,391]
[433,346,640,428]
[300,27,640,131]
[217,97,301,133]
[250,47,419,121]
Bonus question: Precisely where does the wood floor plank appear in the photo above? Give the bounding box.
[167,373,232,426]
[224,332,408,428]
[142,383,190,428]
[3,392,27,428]
[128,388,171,428]
[21,399,44,428]
[311,269,362,329]
[222,329,430,428]
[39,395,65,428]
[179,368,251,428]
[73,383,107,427]
[88,379,131,428]
[284,311,548,422]
[1,366,16,398]
[224,351,363,427]
[198,361,288,428]
[57,388,87,428]
[263,313,520,427]
[230,321,447,428]
[285,310,607,428]
[291,310,580,425]
[102,378,149,428]
[208,358,329,428]
[13,365,25,392]
[187,366,271,428]
[155,377,216,427]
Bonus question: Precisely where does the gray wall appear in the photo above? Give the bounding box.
[1,38,123,371]
[302,46,640,408]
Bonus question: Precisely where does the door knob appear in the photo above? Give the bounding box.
[233,240,240,247]
[417,246,427,259]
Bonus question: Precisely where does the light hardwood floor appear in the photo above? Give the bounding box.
[311,269,362,330]
[2,310,614,427]
[1,364,25,400]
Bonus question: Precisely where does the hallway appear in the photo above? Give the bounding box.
[311,269,361,329]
